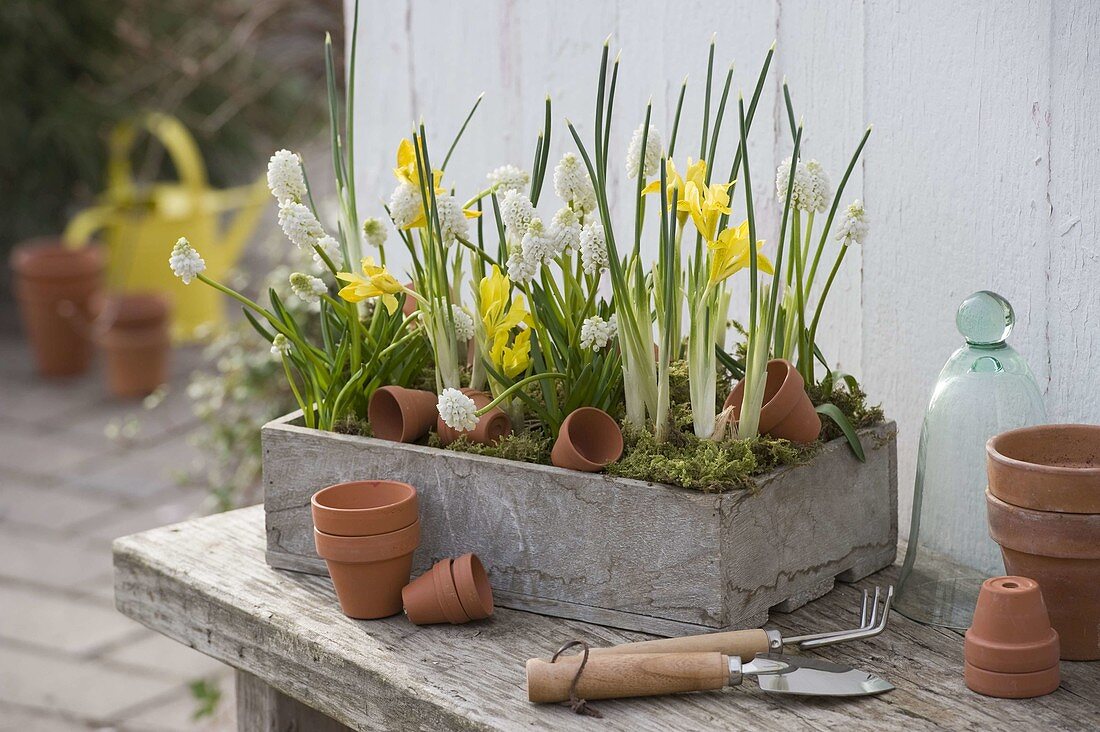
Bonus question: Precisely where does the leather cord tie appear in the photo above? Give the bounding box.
[550,640,603,718]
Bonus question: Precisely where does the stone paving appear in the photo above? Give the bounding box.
[0,333,236,731]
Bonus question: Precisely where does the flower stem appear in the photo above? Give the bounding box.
[474,372,566,415]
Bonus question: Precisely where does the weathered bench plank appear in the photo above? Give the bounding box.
[113,506,1098,731]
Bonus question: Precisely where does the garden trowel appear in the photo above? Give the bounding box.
[526,651,894,703]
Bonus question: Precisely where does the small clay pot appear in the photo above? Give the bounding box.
[369,386,439,443]
[311,481,418,537]
[987,424,1100,513]
[551,407,624,472]
[99,294,171,398]
[402,554,494,625]
[313,521,420,619]
[986,490,1100,660]
[964,576,1060,699]
[402,282,419,318]
[10,240,104,377]
[723,359,821,444]
[436,389,512,446]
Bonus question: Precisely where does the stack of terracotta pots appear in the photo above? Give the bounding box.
[986,424,1100,661]
[402,553,494,625]
[10,240,104,377]
[99,293,171,398]
[312,481,421,619]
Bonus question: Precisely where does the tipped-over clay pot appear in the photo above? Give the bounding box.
[986,490,1100,660]
[11,240,104,377]
[369,386,438,443]
[100,294,171,398]
[402,554,494,625]
[436,389,512,446]
[311,480,418,537]
[964,576,1060,698]
[724,359,821,444]
[314,521,420,619]
[551,407,624,472]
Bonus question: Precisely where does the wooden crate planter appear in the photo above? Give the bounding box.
[263,411,898,636]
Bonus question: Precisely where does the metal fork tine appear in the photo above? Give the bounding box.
[784,585,888,645]
[859,589,871,627]
[867,586,882,627]
[798,585,894,649]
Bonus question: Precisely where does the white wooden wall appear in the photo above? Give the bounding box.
[346,0,1100,536]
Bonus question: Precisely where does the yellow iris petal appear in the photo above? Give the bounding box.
[336,257,404,308]
[708,221,770,286]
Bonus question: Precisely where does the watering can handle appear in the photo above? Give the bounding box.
[107,112,209,200]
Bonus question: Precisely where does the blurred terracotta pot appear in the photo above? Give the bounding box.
[99,294,170,398]
[724,359,821,444]
[313,521,420,619]
[436,389,512,446]
[369,386,438,443]
[551,407,623,472]
[10,240,104,377]
[311,480,418,537]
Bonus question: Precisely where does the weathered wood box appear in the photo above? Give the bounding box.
[262,411,898,636]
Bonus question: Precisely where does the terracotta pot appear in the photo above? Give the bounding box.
[987,424,1100,513]
[99,294,171,398]
[964,576,1060,697]
[436,389,512,446]
[402,554,494,625]
[311,481,418,537]
[551,407,624,472]
[452,553,494,621]
[10,240,104,377]
[723,359,821,444]
[368,386,438,443]
[986,490,1100,660]
[313,521,420,619]
[402,282,419,318]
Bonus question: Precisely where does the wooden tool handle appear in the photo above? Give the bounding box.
[526,652,729,703]
[588,628,772,658]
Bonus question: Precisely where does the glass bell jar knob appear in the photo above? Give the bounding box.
[896,290,1047,629]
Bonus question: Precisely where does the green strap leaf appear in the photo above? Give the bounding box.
[816,402,866,463]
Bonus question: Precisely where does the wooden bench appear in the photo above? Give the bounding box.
[113,506,1098,730]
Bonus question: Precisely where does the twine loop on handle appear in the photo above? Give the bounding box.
[549,640,603,718]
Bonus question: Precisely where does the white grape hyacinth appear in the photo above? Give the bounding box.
[437,388,478,432]
[266,149,308,204]
[289,272,326,304]
[499,189,535,238]
[506,246,538,284]
[626,123,663,179]
[388,181,422,229]
[550,206,581,255]
[803,160,832,213]
[553,153,597,213]
[451,304,475,342]
[834,199,869,247]
[776,157,831,213]
[362,217,387,249]
[487,164,530,195]
[435,193,469,246]
[270,333,291,359]
[312,234,341,272]
[579,221,608,274]
[579,314,617,350]
[169,237,205,284]
[278,201,326,250]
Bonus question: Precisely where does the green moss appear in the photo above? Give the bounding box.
[807,377,884,443]
[430,431,553,464]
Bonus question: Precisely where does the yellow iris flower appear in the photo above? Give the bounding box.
[679,179,733,243]
[336,257,405,313]
[393,138,482,230]
[491,327,532,379]
[707,221,774,287]
[478,265,531,341]
[641,158,708,224]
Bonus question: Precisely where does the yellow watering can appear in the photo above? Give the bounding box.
[64,112,269,341]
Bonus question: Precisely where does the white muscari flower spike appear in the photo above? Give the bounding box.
[803,160,832,213]
[435,194,469,246]
[312,234,341,272]
[835,199,869,247]
[388,181,422,229]
[520,218,554,267]
[169,237,205,284]
[278,201,326,250]
[579,315,616,351]
[487,164,530,195]
[579,221,608,274]
[267,149,308,204]
[362,217,387,249]
[289,272,326,304]
[626,123,663,179]
[499,189,534,238]
[270,333,291,359]
[506,246,538,284]
[550,207,581,255]
[553,153,597,213]
[451,304,475,342]
[437,388,478,432]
